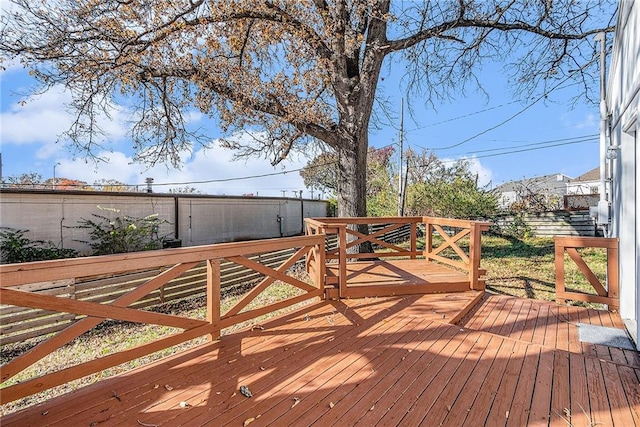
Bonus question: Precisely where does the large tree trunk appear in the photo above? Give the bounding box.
[336,132,374,254]
[336,141,367,219]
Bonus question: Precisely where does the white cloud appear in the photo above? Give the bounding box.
[1,86,73,145]
[574,112,598,130]
[0,84,129,148]
[466,156,493,187]
[441,156,494,188]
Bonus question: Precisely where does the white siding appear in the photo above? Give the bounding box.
[607,0,640,346]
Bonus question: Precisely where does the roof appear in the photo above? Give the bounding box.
[572,166,600,182]
[493,173,572,193]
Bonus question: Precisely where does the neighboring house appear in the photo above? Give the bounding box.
[565,166,601,195]
[494,173,571,210]
[607,0,640,348]
[565,166,602,211]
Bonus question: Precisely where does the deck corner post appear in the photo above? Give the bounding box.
[607,238,620,311]
[206,259,222,341]
[317,238,326,296]
[469,222,484,290]
[423,218,433,259]
[338,224,347,298]
[410,221,418,259]
[554,237,566,305]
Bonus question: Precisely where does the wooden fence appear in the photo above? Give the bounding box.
[495,210,597,237]
[0,235,325,403]
[554,236,619,310]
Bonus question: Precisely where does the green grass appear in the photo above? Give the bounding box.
[408,234,608,305]
[481,235,607,305]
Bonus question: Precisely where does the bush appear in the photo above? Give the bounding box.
[75,208,170,255]
[0,228,78,263]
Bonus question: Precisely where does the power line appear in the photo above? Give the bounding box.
[438,138,597,163]
[430,60,598,151]
[401,81,582,135]
[449,134,598,156]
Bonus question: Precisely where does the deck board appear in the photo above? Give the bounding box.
[2,293,638,427]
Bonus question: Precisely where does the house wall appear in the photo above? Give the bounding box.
[0,189,328,255]
[565,180,600,195]
[607,0,640,346]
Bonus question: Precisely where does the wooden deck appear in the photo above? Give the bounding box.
[3,292,638,426]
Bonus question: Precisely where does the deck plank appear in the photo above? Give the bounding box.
[549,351,570,426]
[600,361,637,426]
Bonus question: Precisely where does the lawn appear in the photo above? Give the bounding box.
[480,235,608,306]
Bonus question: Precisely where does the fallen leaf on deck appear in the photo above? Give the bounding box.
[329,402,335,409]
[164,385,173,391]
[179,401,190,408]
[240,385,253,398]
[244,417,255,426]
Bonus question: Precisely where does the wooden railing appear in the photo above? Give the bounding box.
[423,217,491,291]
[0,248,302,346]
[306,216,490,293]
[554,236,619,310]
[0,235,324,404]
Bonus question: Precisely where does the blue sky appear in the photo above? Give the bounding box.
[0,44,602,198]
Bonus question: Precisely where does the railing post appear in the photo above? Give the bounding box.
[424,219,433,259]
[206,259,221,341]
[607,241,619,311]
[469,222,484,290]
[316,237,326,296]
[410,221,417,259]
[338,224,347,298]
[554,237,566,306]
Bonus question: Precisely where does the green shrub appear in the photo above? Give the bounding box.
[0,228,78,263]
[75,207,169,255]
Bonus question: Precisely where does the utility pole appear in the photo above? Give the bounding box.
[397,98,404,217]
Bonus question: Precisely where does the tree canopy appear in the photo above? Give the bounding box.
[1,0,616,220]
